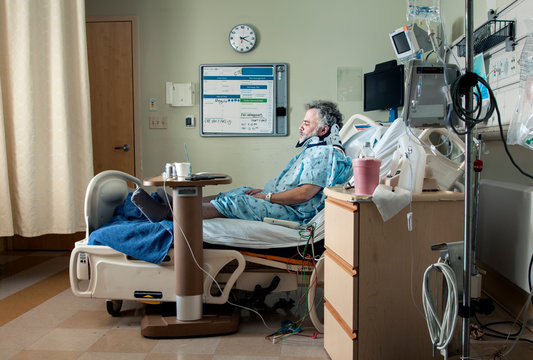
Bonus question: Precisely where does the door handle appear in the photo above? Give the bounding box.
[114,144,130,152]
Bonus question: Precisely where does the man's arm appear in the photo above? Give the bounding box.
[251,184,322,205]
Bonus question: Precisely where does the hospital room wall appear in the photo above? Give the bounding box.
[84,0,408,193]
[442,0,533,187]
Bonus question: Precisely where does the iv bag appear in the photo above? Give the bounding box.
[407,0,441,23]
[507,36,533,150]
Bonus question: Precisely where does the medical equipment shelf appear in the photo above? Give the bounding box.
[456,19,515,57]
[322,187,464,360]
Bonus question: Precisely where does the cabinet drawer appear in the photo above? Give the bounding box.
[325,198,358,267]
[324,301,357,360]
[324,250,358,330]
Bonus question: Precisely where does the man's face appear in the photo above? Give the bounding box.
[299,109,328,142]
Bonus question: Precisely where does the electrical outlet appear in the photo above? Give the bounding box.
[149,116,167,129]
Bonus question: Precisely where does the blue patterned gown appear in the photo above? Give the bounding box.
[211,144,352,224]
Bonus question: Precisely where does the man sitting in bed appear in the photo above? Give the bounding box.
[202,100,352,224]
[134,100,352,224]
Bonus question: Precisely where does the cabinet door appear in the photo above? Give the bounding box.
[324,198,359,267]
[324,251,358,330]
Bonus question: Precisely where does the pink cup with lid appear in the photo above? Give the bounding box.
[353,158,381,195]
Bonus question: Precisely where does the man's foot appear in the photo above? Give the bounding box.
[131,188,172,222]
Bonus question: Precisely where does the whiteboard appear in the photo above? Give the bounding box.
[199,63,288,136]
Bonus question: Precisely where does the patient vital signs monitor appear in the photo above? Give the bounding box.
[389,24,432,60]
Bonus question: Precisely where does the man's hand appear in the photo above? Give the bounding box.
[246,184,322,205]
[245,188,263,196]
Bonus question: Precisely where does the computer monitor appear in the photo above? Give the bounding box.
[363,60,404,112]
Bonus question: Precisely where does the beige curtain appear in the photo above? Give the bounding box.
[0,0,93,237]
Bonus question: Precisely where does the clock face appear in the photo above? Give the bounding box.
[229,24,256,53]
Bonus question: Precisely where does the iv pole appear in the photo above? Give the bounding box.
[462,0,474,358]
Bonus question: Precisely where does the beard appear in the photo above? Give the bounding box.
[297,128,320,147]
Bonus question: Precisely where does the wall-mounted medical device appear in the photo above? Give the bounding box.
[404,60,460,128]
[389,24,432,60]
[166,82,194,107]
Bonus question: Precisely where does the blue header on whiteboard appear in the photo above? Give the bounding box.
[203,76,274,81]
[242,67,273,75]
[203,94,241,99]
[200,63,288,137]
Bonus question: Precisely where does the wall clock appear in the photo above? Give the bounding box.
[228,24,256,53]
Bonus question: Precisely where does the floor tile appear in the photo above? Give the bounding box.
[58,310,122,329]
[78,352,147,360]
[146,354,214,360]
[9,350,82,360]
[28,328,107,351]
[150,336,221,355]
[88,328,157,353]
[215,333,282,356]
[213,356,279,360]
[0,326,51,350]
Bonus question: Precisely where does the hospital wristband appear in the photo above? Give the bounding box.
[265,192,273,202]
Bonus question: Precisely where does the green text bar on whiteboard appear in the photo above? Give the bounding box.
[200,63,288,136]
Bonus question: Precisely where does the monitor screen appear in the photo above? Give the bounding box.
[392,32,411,55]
[364,62,404,112]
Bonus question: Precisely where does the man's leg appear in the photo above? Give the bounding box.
[202,202,225,219]
[202,195,217,203]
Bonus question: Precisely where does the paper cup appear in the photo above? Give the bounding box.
[174,162,191,179]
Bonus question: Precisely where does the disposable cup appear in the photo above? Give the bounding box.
[353,158,381,195]
[174,162,191,179]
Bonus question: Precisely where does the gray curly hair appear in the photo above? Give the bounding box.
[305,100,344,129]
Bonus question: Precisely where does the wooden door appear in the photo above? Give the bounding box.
[86,18,138,175]
[8,18,140,250]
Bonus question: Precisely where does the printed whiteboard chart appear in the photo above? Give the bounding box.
[200,63,288,136]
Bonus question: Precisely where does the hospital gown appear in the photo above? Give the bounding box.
[211,145,352,224]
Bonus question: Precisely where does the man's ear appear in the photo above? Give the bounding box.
[318,125,329,136]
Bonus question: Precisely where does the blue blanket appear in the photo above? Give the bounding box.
[88,193,173,264]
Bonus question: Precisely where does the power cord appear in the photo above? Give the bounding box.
[449,71,533,180]
[422,260,458,359]
[163,180,323,341]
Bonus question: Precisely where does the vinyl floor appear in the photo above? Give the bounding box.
[0,250,532,360]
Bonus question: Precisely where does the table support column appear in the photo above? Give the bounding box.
[173,186,204,321]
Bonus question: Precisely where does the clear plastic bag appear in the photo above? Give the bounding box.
[507,36,533,149]
[407,0,441,23]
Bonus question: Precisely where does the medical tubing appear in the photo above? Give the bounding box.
[163,178,321,339]
[449,72,533,180]
[162,178,275,331]
[422,261,458,352]
[500,279,533,357]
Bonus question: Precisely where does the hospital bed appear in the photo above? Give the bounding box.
[69,170,325,333]
[69,114,465,336]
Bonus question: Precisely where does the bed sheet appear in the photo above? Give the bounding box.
[88,192,324,264]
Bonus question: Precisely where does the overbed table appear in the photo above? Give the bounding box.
[140,174,236,338]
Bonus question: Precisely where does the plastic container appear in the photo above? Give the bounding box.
[397,133,427,194]
[360,141,375,158]
[353,158,382,196]
[407,0,441,22]
[520,36,533,86]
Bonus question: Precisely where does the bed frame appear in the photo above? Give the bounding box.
[69,170,324,334]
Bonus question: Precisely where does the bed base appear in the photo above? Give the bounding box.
[70,239,324,335]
